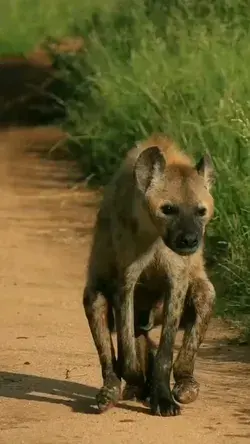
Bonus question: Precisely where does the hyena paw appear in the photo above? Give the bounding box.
[172,376,200,404]
[150,382,181,417]
[122,381,150,402]
[150,394,181,417]
[96,375,121,412]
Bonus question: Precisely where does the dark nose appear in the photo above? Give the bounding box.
[179,233,198,249]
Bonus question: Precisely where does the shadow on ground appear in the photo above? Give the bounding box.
[0,39,83,127]
[0,371,99,414]
[198,338,250,366]
[0,57,65,126]
[0,371,149,416]
[1,362,250,422]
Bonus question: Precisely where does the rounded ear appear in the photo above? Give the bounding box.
[134,145,166,193]
[196,153,215,190]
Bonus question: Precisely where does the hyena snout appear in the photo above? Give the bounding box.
[163,221,203,256]
[175,231,199,254]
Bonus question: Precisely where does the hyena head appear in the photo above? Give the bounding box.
[134,144,215,256]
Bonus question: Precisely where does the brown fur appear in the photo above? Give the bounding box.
[83,134,216,416]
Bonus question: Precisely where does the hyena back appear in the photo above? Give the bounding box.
[83,134,216,416]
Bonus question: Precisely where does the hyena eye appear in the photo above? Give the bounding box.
[161,204,179,216]
[197,207,207,217]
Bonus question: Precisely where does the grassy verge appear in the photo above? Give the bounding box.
[0,0,112,55]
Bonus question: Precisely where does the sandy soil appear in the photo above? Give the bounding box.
[0,127,249,444]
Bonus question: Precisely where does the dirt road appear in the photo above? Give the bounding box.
[0,127,249,444]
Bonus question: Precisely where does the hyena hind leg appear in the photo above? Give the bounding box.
[83,287,121,412]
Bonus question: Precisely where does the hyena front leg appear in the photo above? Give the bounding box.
[172,277,215,404]
[150,281,187,416]
[137,335,158,402]
[122,332,157,401]
[115,272,145,388]
[83,287,121,412]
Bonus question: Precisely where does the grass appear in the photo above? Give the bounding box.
[1,0,250,329]
[0,0,114,55]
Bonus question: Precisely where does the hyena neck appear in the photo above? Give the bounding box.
[133,195,159,241]
[188,244,206,268]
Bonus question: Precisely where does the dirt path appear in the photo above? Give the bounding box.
[0,127,249,444]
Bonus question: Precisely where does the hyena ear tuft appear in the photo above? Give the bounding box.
[196,153,215,190]
[134,145,166,193]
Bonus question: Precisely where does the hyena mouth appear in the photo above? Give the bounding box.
[172,245,199,256]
